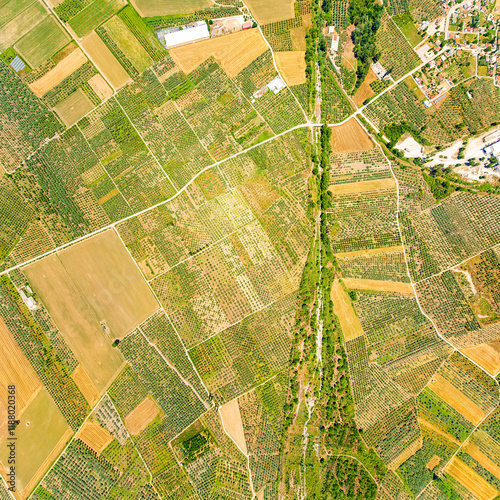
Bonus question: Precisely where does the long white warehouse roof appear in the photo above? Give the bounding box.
[164,23,210,49]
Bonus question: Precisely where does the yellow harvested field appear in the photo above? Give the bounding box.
[53,88,95,127]
[328,178,395,195]
[462,340,500,376]
[354,68,377,106]
[418,417,460,445]
[330,119,374,153]
[29,48,87,97]
[169,28,268,78]
[88,74,113,101]
[77,420,113,454]
[245,0,295,24]
[219,399,247,454]
[124,396,161,436]
[446,457,499,500]
[335,246,404,258]
[342,278,414,296]
[331,278,364,341]
[275,51,306,86]
[463,441,500,481]
[389,437,422,470]
[0,317,42,416]
[428,373,487,426]
[71,364,100,407]
[80,32,131,89]
[426,455,441,471]
[0,388,71,498]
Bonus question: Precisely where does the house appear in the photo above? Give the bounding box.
[242,21,252,29]
[267,76,286,94]
[328,25,335,35]
[331,34,339,52]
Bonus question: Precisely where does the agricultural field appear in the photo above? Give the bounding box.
[130,0,212,17]
[245,0,295,25]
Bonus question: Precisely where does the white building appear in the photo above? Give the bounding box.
[267,76,286,94]
[164,21,210,49]
[484,141,500,156]
[328,25,335,35]
[331,34,339,52]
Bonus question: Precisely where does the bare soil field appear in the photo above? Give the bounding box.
[169,28,268,78]
[0,317,42,416]
[29,48,87,97]
[290,26,306,50]
[219,399,247,454]
[334,245,404,258]
[462,340,500,376]
[0,389,71,498]
[77,419,113,454]
[71,364,101,407]
[245,0,295,24]
[88,74,113,101]
[417,417,460,445]
[426,455,441,471]
[54,88,95,127]
[341,27,356,71]
[428,373,487,426]
[353,68,377,106]
[328,178,395,195]
[124,396,161,436]
[275,51,306,86]
[329,118,374,153]
[331,278,364,341]
[130,0,211,17]
[80,32,131,89]
[446,456,499,500]
[463,441,500,481]
[342,278,414,296]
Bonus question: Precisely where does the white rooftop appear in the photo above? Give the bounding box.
[164,22,210,49]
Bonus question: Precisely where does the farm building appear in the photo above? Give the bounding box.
[331,34,339,52]
[268,76,286,94]
[164,21,210,49]
[484,141,500,156]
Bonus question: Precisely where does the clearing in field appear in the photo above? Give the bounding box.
[0,317,42,418]
[331,278,364,341]
[334,245,404,258]
[130,0,212,17]
[87,73,113,100]
[14,16,70,68]
[275,51,306,86]
[328,178,395,195]
[124,396,161,436]
[463,441,500,481]
[417,417,460,445]
[169,28,268,78]
[29,48,87,97]
[428,373,487,426]
[0,388,72,498]
[446,456,499,500]
[103,15,152,74]
[219,399,247,454]
[71,364,101,407]
[245,0,295,24]
[341,27,356,71]
[80,32,130,89]
[0,2,47,52]
[353,68,377,106]
[23,252,125,392]
[342,278,414,296]
[77,419,113,454]
[329,119,374,153]
[68,0,127,38]
[462,340,500,376]
[53,88,95,127]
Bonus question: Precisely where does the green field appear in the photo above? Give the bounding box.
[0,0,36,29]
[0,389,70,493]
[393,12,423,48]
[14,16,70,67]
[67,0,127,38]
[0,2,47,52]
[130,0,212,17]
[103,15,152,74]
